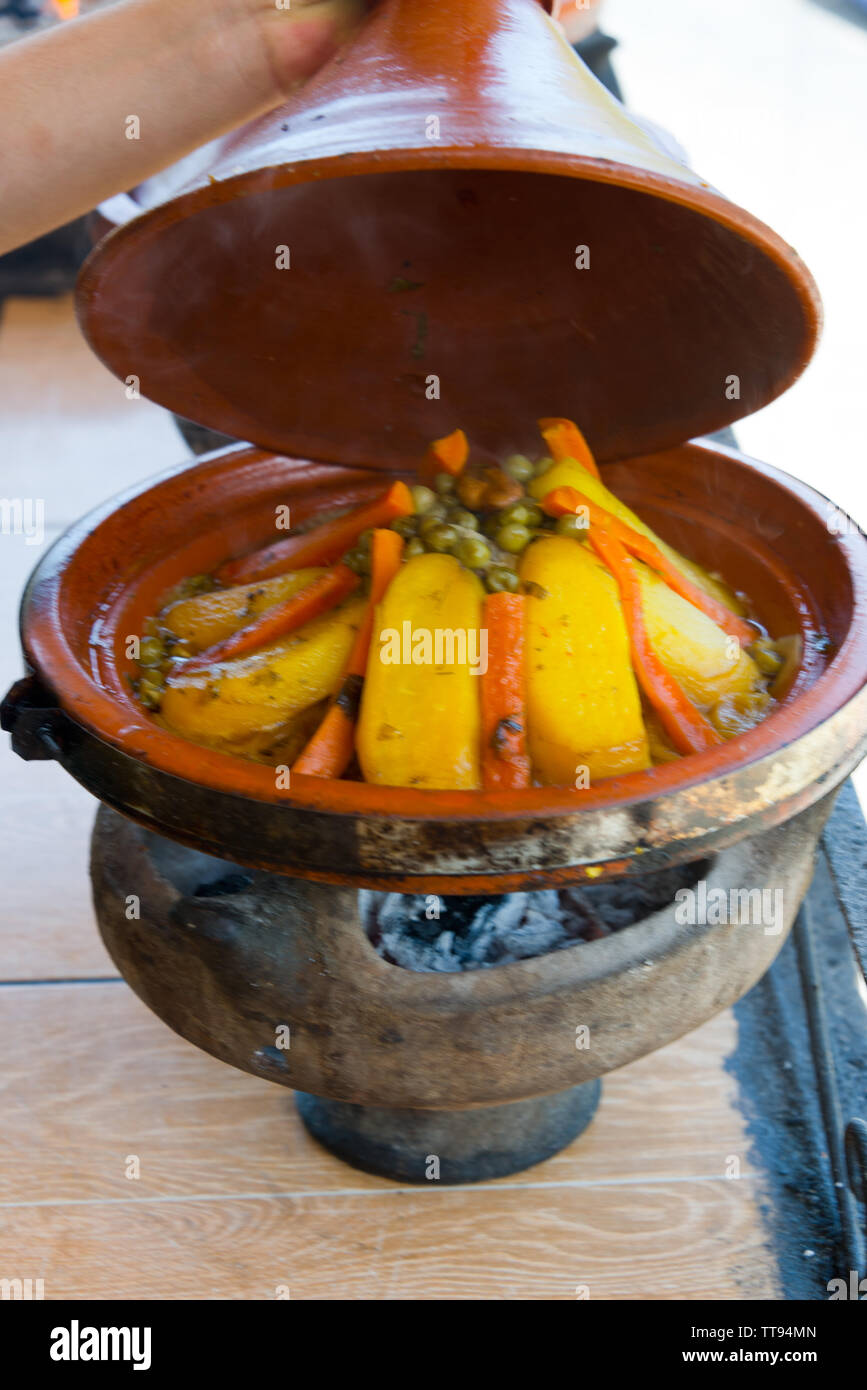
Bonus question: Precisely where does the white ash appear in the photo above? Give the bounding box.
[360,864,706,972]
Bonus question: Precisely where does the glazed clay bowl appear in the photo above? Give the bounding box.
[9,437,867,893]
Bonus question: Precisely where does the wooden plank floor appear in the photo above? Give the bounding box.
[0,295,780,1299]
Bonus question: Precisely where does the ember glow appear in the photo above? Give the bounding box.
[52,0,80,19]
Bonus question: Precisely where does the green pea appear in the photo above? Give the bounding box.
[410,484,437,514]
[419,508,452,533]
[449,507,479,531]
[455,535,491,569]
[344,547,370,574]
[390,515,418,540]
[139,635,164,667]
[534,455,555,476]
[498,501,531,526]
[486,565,521,593]
[179,573,214,599]
[425,523,459,552]
[434,471,456,496]
[496,523,532,554]
[503,454,534,483]
[555,513,589,539]
[137,678,163,710]
[419,500,448,526]
[499,500,544,528]
[357,528,374,550]
[405,537,426,557]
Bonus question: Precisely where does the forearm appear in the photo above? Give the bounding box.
[0,0,349,254]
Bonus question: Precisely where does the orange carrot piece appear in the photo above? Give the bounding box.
[175,565,360,674]
[217,481,413,585]
[541,485,755,647]
[293,530,405,778]
[538,417,601,480]
[347,529,405,678]
[419,428,469,486]
[588,527,722,757]
[481,591,532,790]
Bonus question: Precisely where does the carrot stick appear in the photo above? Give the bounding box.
[588,527,722,757]
[541,485,755,646]
[538,417,601,480]
[216,481,413,586]
[175,564,360,674]
[419,428,469,486]
[293,530,405,778]
[481,591,532,790]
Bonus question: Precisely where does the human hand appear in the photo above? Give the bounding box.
[233,0,372,98]
[0,0,373,254]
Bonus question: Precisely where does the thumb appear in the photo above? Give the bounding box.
[263,0,370,92]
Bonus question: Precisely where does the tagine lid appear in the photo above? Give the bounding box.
[76,0,821,471]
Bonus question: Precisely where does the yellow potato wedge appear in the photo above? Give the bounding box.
[357,553,483,790]
[636,566,761,709]
[160,595,365,754]
[520,536,650,784]
[162,568,327,652]
[529,458,740,612]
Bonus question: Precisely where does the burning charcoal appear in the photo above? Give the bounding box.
[361,863,712,973]
[558,887,611,941]
[498,907,570,961]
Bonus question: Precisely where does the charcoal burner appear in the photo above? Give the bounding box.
[88,797,833,1182]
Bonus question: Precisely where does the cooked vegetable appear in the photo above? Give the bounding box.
[635,566,762,710]
[519,536,650,783]
[503,454,535,483]
[455,464,523,512]
[709,689,773,739]
[767,633,802,698]
[357,553,484,789]
[293,530,404,778]
[529,457,740,611]
[538,417,601,481]
[160,595,367,755]
[162,569,327,653]
[540,485,755,646]
[217,481,413,585]
[137,419,792,787]
[176,564,360,674]
[420,428,469,487]
[588,527,722,757]
[481,592,531,790]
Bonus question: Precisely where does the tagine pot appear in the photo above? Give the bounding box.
[7,440,867,891]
